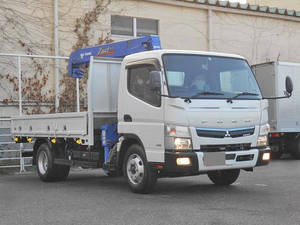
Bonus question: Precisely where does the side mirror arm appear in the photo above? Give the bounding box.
[263,92,292,100]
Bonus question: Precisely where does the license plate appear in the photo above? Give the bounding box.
[203,152,226,167]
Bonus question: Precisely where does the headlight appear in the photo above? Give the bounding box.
[165,125,193,150]
[174,138,192,150]
[257,123,269,147]
[257,135,268,147]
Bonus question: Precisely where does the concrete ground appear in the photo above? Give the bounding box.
[0,159,300,225]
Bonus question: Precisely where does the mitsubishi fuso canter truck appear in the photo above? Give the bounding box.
[11,36,292,193]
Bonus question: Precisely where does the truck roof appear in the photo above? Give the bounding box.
[123,49,246,63]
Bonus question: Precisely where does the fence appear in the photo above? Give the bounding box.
[0,53,81,172]
[0,118,32,171]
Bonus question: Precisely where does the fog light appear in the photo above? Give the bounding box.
[262,152,270,161]
[176,157,191,166]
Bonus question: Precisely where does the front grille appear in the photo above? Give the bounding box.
[229,128,255,138]
[200,143,251,152]
[196,127,255,138]
[196,129,226,138]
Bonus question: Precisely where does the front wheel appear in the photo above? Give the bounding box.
[123,144,157,193]
[207,169,240,185]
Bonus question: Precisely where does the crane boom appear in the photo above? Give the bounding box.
[68,35,161,78]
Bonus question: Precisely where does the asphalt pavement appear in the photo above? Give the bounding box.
[0,159,300,225]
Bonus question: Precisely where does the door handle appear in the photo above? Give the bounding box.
[124,114,132,122]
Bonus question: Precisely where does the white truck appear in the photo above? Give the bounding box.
[253,62,299,159]
[11,36,288,193]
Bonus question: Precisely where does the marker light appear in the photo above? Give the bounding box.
[262,152,271,161]
[14,137,19,142]
[51,138,57,144]
[270,133,279,138]
[176,157,191,166]
[155,165,164,169]
[76,139,82,145]
[27,137,32,143]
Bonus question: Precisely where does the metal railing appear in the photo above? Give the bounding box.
[0,53,81,172]
[0,118,32,172]
[0,53,81,114]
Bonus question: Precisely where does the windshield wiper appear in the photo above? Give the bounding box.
[191,91,224,98]
[160,94,192,103]
[227,92,259,103]
[161,92,224,104]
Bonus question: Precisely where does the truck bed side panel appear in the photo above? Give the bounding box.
[11,112,89,140]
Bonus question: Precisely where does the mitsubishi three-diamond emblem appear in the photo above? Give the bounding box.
[225,130,231,137]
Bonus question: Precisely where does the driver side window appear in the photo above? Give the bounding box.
[127,64,161,107]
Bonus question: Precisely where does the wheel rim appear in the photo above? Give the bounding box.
[38,151,48,175]
[126,153,144,185]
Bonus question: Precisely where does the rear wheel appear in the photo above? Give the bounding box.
[123,144,157,193]
[56,165,70,181]
[207,169,240,185]
[36,143,70,181]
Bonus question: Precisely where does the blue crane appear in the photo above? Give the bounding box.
[68,35,162,78]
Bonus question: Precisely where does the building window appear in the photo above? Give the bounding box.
[136,18,158,36]
[111,15,133,36]
[111,15,158,37]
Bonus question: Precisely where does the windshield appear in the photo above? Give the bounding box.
[162,54,262,100]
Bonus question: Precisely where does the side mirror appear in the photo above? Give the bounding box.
[285,76,293,95]
[149,71,161,92]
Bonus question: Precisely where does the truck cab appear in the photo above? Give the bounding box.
[117,50,271,192]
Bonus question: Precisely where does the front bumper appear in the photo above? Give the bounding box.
[162,147,271,176]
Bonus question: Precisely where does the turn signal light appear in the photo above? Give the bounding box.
[14,137,19,142]
[50,138,57,144]
[27,137,32,143]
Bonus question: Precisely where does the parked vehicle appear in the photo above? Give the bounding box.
[11,36,288,193]
[253,62,299,159]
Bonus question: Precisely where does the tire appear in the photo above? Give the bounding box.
[207,169,240,185]
[36,143,70,181]
[290,137,300,159]
[123,144,157,193]
[56,165,70,181]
